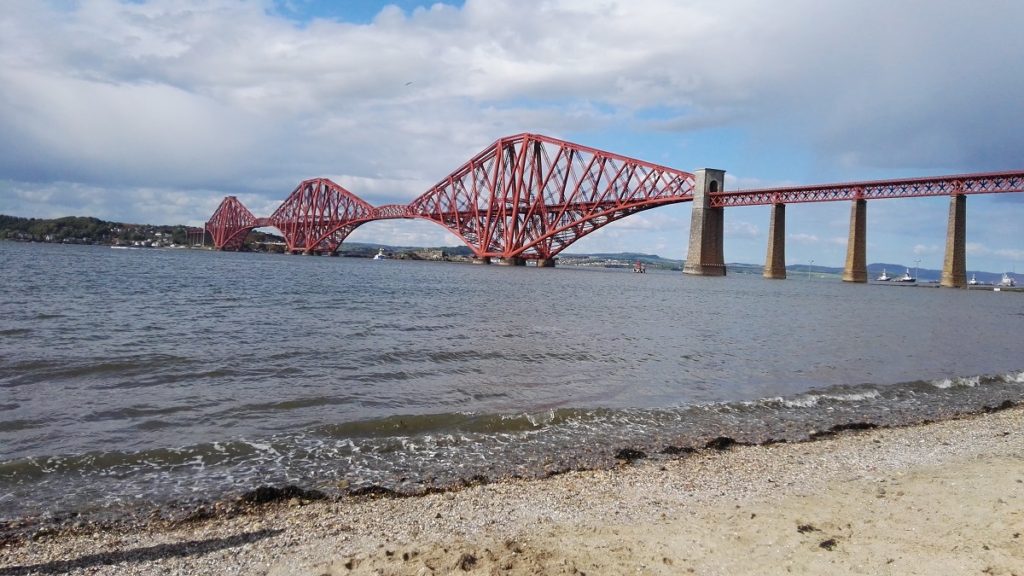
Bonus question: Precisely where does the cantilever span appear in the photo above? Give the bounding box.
[408,133,696,264]
[205,133,698,260]
[267,178,375,254]
[206,196,258,251]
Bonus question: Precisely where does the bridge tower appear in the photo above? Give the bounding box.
[763,202,786,279]
[841,197,867,283]
[683,169,726,276]
[206,196,259,251]
[940,192,967,287]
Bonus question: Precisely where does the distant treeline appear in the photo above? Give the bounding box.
[0,214,474,255]
[0,214,195,245]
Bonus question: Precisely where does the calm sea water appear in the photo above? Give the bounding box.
[1,241,1022,523]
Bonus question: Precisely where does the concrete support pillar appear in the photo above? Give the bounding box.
[683,168,727,276]
[763,203,786,279]
[536,258,556,268]
[842,199,867,283]
[472,257,492,265]
[497,257,526,266]
[941,194,967,288]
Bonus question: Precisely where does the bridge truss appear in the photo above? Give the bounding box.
[712,171,1024,207]
[205,134,1024,259]
[268,178,375,254]
[205,134,696,258]
[205,196,259,251]
[408,133,696,261]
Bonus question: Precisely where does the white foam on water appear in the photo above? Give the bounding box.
[1002,371,1024,384]
[781,396,820,408]
[771,388,881,409]
[931,375,981,389]
[824,389,882,402]
[524,410,556,427]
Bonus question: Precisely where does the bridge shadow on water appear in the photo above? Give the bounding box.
[0,528,283,575]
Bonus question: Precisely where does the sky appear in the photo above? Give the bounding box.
[1,0,1023,272]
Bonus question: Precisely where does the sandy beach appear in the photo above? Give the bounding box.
[2,406,1022,576]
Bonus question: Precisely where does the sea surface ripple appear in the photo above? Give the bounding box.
[1,241,1022,521]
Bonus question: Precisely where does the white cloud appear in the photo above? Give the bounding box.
[726,174,800,191]
[327,174,435,205]
[725,220,759,238]
[0,68,272,188]
[606,211,684,232]
[966,242,987,256]
[994,248,1024,262]
[0,0,1022,270]
[968,243,1024,263]
[348,219,460,247]
[788,233,820,244]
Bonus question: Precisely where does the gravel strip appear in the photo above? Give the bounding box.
[2,406,1021,575]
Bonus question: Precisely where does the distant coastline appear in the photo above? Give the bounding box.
[0,214,207,249]
[1,213,1015,280]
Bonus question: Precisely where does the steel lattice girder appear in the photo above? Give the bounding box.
[269,178,375,253]
[407,133,696,259]
[205,137,1024,257]
[711,171,1024,207]
[206,196,258,250]
[372,204,414,219]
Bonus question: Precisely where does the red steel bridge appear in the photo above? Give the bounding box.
[205,133,1024,285]
[207,133,696,264]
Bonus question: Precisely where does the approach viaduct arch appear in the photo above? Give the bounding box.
[206,133,1024,287]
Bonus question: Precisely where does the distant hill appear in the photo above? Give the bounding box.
[0,214,193,246]
[2,214,1014,280]
[340,241,474,256]
[560,251,683,270]
[0,214,282,247]
[780,262,1012,284]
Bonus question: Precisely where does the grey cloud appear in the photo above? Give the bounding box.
[1,0,1022,253]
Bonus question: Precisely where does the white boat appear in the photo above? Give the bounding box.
[998,272,1016,287]
[894,268,916,283]
[372,248,388,260]
[968,274,979,286]
[633,260,646,273]
[876,269,891,281]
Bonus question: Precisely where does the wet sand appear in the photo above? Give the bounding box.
[2,406,1022,575]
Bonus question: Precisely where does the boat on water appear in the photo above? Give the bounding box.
[894,268,916,283]
[373,248,388,260]
[876,269,891,281]
[633,260,646,273]
[968,274,980,286]
[998,272,1016,287]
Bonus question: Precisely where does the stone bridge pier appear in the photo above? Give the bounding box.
[763,203,786,279]
[836,193,966,286]
[940,193,967,287]
[683,169,727,276]
[684,178,971,288]
[842,199,868,283]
